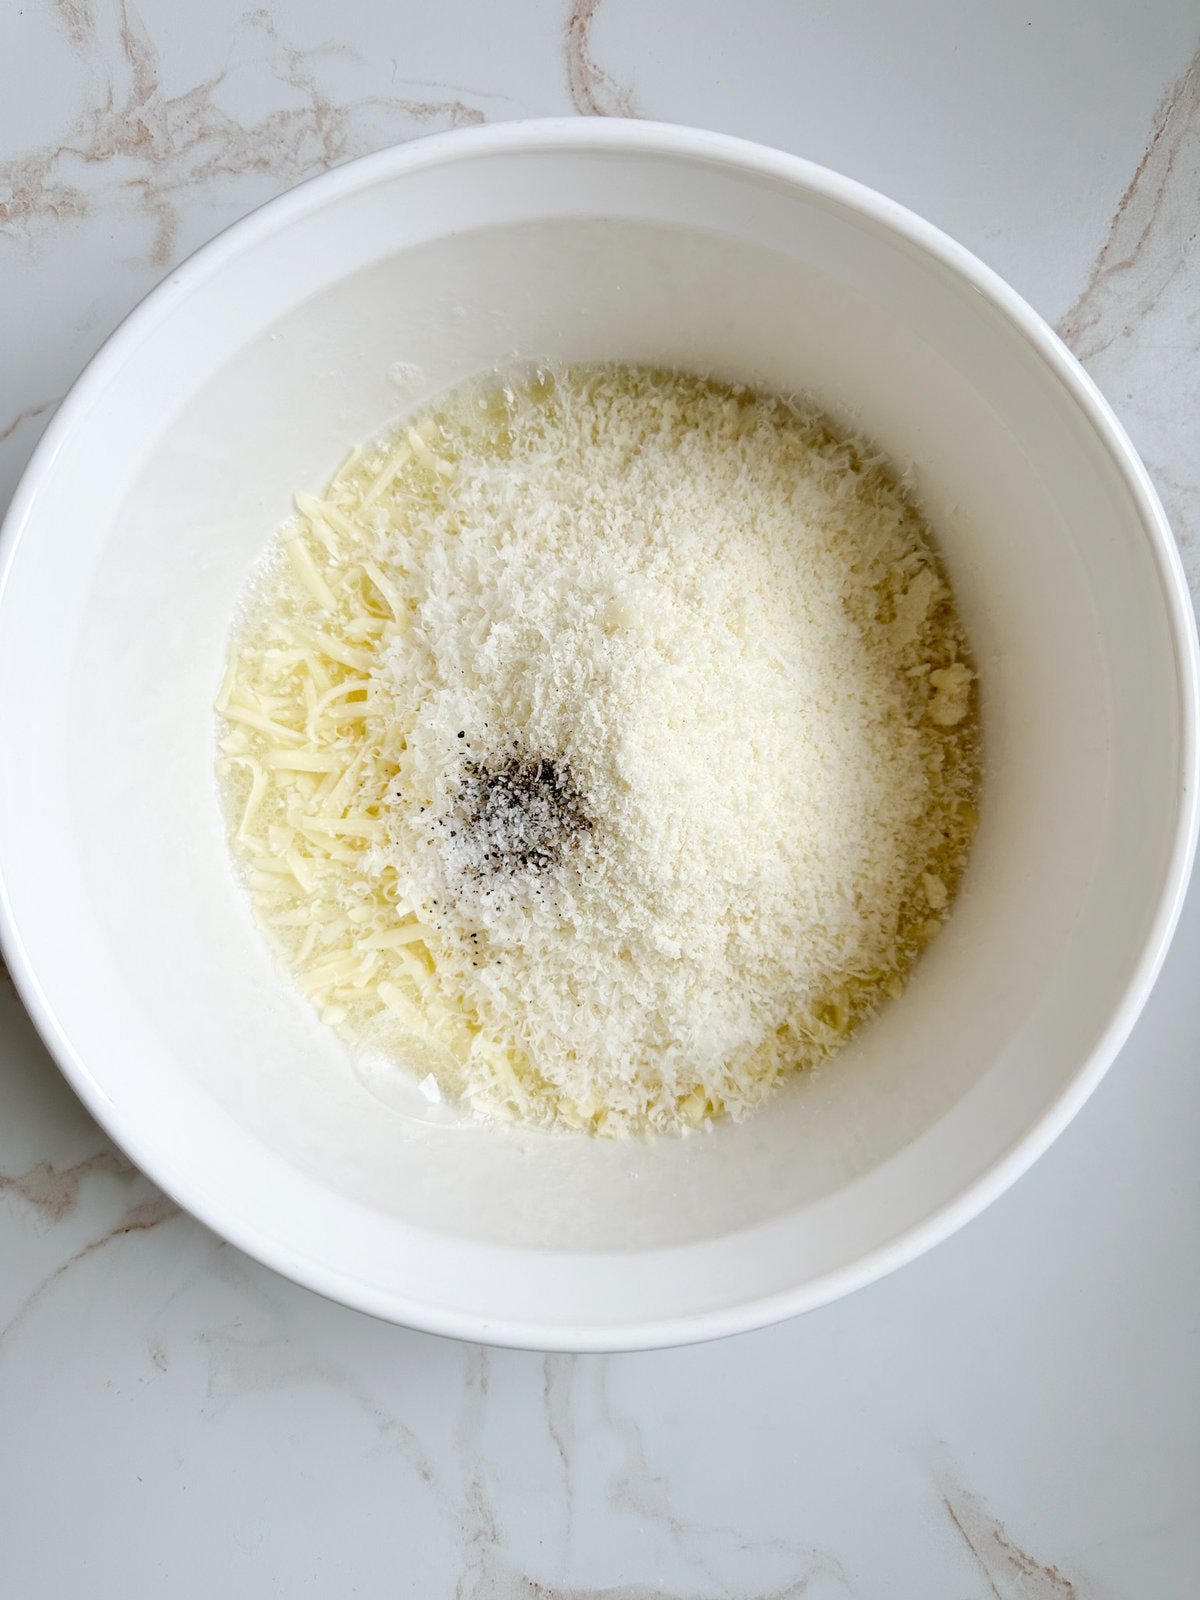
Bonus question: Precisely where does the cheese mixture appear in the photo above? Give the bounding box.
[216,365,980,1135]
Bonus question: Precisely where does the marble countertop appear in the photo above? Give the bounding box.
[2,3,1198,1594]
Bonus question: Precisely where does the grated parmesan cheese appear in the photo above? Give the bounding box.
[217,365,980,1136]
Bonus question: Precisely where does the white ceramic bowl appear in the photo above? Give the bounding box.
[0,120,1195,1350]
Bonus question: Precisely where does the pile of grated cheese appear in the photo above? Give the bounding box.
[217,365,980,1136]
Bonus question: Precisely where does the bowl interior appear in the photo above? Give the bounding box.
[0,130,1189,1343]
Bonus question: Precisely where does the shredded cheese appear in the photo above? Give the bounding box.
[217,365,980,1136]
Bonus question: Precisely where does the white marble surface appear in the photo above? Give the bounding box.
[2,2,1198,1594]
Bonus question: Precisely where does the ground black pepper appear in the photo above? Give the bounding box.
[439,747,592,881]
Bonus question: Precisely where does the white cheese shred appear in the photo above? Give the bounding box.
[217,365,980,1136]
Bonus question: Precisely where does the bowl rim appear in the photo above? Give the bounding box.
[1,116,1197,1351]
